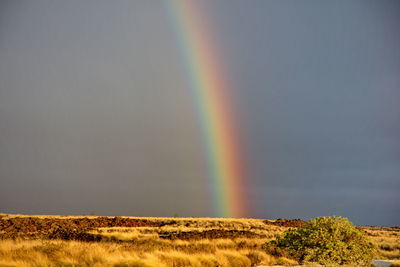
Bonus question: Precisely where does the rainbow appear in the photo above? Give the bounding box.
[168,1,248,218]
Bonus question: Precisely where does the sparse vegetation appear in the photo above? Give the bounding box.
[267,216,375,265]
[363,227,400,260]
[0,213,398,266]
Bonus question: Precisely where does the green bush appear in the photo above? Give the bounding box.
[266,216,374,265]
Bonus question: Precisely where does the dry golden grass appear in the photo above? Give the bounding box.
[0,213,398,266]
[363,227,400,260]
[0,239,290,267]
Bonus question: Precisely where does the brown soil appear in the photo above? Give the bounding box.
[0,216,305,241]
[263,218,308,228]
[159,229,267,240]
[0,216,162,240]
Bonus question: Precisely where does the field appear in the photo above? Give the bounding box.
[0,213,399,267]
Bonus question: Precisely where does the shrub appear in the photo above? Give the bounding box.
[267,216,374,265]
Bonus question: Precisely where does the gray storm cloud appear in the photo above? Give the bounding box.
[0,0,399,225]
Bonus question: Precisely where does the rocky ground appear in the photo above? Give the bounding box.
[0,215,307,241]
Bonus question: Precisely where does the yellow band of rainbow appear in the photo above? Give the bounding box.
[168,0,248,218]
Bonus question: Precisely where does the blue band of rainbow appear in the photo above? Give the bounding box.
[167,0,248,218]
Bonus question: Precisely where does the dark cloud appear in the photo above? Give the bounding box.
[0,0,399,225]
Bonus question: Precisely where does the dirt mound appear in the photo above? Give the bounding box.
[47,228,103,241]
[0,216,162,239]
[159,229,266,240]
[0,216,307,241]
[264,218,307,227]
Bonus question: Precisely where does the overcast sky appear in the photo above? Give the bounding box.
[0,0,399,226]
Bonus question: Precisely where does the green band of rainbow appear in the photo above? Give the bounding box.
[168,1,248,218]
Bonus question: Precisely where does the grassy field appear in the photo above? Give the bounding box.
[0,213,399,266]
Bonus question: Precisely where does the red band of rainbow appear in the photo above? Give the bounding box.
[168,0,248,218]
